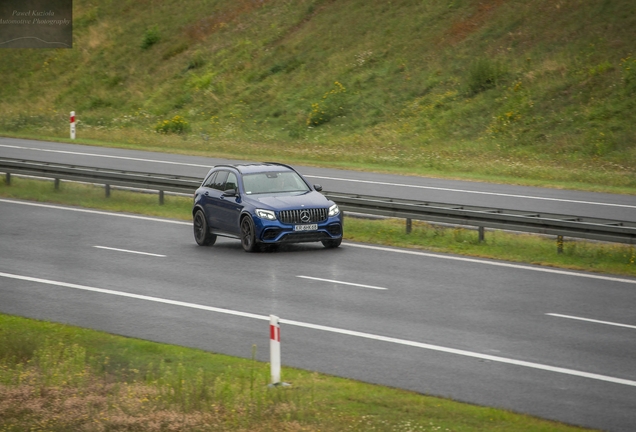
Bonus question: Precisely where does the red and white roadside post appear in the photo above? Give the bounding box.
[270,315,281,385]
[70,111,76,139]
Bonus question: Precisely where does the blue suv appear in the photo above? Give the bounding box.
[192,163,343,252]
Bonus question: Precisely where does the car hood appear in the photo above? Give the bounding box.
[248,191,330,210]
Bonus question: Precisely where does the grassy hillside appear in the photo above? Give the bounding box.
[1,0,635,190]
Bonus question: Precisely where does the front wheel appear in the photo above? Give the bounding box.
[241,216,259,252]
[193,210,216,246]
[321,238,342,249]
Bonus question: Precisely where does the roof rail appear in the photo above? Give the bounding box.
[263,161,296,171]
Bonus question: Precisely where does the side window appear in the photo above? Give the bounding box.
[203,172,217,188]
[225,172,238,191]
[211,171,229,191]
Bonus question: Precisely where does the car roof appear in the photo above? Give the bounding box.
[212,163,295,174]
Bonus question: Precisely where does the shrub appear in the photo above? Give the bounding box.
[155,115,190,134]
[141,25,161,50]
[306,81,348,127]
[466,58,506,95]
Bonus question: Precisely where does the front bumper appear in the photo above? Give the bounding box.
[254,216,343,244]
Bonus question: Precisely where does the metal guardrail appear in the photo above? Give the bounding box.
[2,157,635,246]
[323,192,636,246]
[0,157,200,204]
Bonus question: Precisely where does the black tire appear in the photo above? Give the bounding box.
[321,237,342,249]
[193,210,216,246]
[241,216,260,252]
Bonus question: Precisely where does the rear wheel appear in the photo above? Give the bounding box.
[321,238,342,249]
[241,216,259,252]
[193,210,216,246]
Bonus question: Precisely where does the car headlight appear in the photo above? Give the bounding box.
[328,204,340,217]
[255,209,277,220]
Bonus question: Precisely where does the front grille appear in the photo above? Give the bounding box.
[278,208,328,224]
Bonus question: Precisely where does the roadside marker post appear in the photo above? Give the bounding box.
[270,315,281,384]
[269,315,290,387]
[70,111,76,139]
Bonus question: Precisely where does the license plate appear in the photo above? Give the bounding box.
[294,224,318,231]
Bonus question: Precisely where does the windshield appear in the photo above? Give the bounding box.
[243,171,311,195]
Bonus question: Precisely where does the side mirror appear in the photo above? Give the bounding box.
[222,188,237,197]
[314,184,323,192]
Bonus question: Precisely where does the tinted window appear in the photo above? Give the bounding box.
[203,172,217,188]
[211,171,229,191]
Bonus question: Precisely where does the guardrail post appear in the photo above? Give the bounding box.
[105,184,111,198]
[54,178,60,190]
[557,235,564,254]
[478,226,485,242]
[406,218,412,234]
[5,172,10,186]
[159,190,164,205]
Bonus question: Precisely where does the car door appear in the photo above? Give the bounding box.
[202,170,228,231]
[215,171,243,235]
[197,171,217,226]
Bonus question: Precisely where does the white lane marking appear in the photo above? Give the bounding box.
[307,175,636,210]
[547,313,636,330]
[0,271,265,320]
[297,275,387,290]
[1,270,635,387]
[345,243,636,285]
[2,143,634,210]
[94,246,166,257]
[0,198,191,225]
[2,198,635,285]
[0,143,210,168]
[281,318,636,388]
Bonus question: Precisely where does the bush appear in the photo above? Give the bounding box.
[141,25,161,50]
[466,58,506,95]
[306,81,348,127]
[155,115,190,134]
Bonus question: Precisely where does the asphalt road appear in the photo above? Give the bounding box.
[1,137,636,431]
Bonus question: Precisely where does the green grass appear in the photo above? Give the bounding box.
[0,0,635,192]
[0,314,593,431]
[2,176,635,278]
